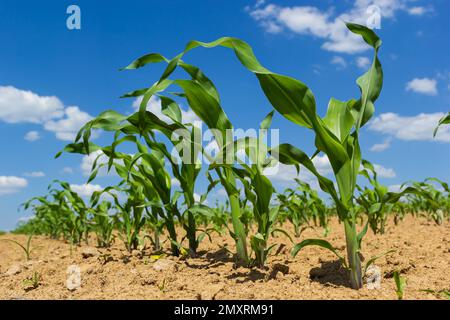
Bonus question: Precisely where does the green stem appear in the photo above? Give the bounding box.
[229,192,249,264]
[187,210,197,254]
[344,219,363,289]
[166,215,179,256]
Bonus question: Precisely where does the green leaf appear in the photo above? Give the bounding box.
[346,22,382,49]
[323,98,354,142]
[433,112,450,137]
[291,238,348,269]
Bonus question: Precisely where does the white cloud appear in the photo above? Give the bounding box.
[0,176,28,195]
[61,167,74,174]
[0,86,93,141]
[44,106,93,141]
[388,184,403,192]
[23,171,45,178]
[132,96,200,125]
[407,6,432,16]
[405,77,438,96]
[370,138,391,152]
[81,150,117,177]
[368,112,450,142]
[356,56,371,69]
[248,0,427,54]
[330,56,347,69]
[24,131,41,142]
[69,183,103,197]
[0,86,64,123]
[373,164,396,178]
[264,154,332,188]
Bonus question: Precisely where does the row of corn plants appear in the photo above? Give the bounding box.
[16,23,449,289]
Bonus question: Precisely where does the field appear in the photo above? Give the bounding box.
[1,216,448,300]
[1,20,449,303]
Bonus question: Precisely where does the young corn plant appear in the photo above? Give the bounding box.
[277,179,330,237]
[356,160,394,234]
[117,56,252,263]
[50,180,92,245]
[120,54,283,265]
[23,271,41,291]
[89,200,115,248]
[0,234,33,261]
[393,271,407,300]
[60,105,210,255]
[149,22,384,288]
[91,179,149,253]
[156,23,389,288]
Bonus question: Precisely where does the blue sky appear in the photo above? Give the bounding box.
[1,0,449,230]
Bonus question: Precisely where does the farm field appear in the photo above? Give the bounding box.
[1,2,450,306]
[1,216,448,300]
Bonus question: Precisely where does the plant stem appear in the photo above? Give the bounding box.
[229,191,249,264]
[344,219,363,289]
[166,216,179,256]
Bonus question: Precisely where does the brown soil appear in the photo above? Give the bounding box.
[0,216,449,300]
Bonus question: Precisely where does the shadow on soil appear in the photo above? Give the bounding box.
[184,247,234,269]
[309,260,351,288]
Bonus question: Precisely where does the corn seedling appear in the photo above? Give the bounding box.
[278,179,330,237]
[1,234,33,261]
[90,200,115,248]
[23,271,41,291]
[393,271,407,300]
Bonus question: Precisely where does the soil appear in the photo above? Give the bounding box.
[0,216,449,300]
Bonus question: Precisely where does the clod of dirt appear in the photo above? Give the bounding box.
[197,284,224,300]
[364,265,382,290]
[81,247,99,259]
[5,264,22,276]
[152,259,177,272]
[269,263,290,279]
[66,265,81,291]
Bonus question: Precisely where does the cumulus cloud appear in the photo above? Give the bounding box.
[330,56,347,69]
[0,176,28,195]
[368,112,450,142]
[0,86,93,141]
[24,131,41,142]
[0,86,64,123]
[356,56,371,69]
[247,0,429,54]
[407,6,432,16]
[44,106,93,141]
[264,154,332,188]
[405,77,438,96]
[373,164,396,178]
[388,184,404,192]
[81,150,118,177]
[69,183,103,197]
[370,138,391,152]
[23,171,45,178]
[61,167,74,174]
